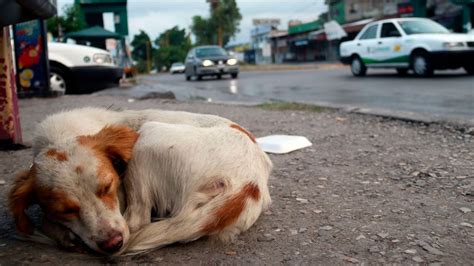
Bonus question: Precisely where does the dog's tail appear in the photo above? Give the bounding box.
[118,181,267,255]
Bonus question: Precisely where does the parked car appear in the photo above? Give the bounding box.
[185,45,239,81]
[340,18,474,77]
[170,62,185,74]
[48,42,123,94]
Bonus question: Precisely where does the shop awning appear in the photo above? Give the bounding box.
[65,26,122,39]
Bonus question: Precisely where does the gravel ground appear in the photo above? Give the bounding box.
[0,95,473,264]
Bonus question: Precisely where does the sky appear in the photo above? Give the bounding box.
[59,0,327,44]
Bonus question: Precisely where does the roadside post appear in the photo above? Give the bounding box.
[0,28,22,149]
[0,0,56,150]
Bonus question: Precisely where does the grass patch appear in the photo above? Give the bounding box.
[256,102,327,112]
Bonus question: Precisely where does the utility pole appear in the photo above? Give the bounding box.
[207,0,223,46]
[146,39,151,73]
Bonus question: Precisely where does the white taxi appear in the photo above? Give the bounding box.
[340,18,474,76]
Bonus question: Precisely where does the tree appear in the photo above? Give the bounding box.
[47,4,86,38]
[154,26,192,70]
[191,0,242,46]
[131,30,153,73]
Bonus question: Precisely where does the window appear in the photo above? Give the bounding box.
[381,23,401,38]
[398,19,449,35]
[359,24,379,40]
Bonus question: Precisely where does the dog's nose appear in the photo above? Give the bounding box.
[98,233,123,253]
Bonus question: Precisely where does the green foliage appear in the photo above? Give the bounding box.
[191,15,216,45]
[257,102,328,112]
[131,30,153,62]
[47,4,86,37]
[154,26,191,70]
[191,0,242,46]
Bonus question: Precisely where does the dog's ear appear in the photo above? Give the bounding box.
[9,166,37,234]
[78,125,139,163]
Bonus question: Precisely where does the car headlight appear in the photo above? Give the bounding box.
[202,60,214,67]
[227,58,238,65]
[443,42,465,49]
[93,53,113,64]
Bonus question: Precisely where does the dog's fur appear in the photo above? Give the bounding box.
[9,107,272,254]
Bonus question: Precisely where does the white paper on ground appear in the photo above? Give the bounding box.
[256,135,312,154]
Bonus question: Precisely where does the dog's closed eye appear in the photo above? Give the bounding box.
[97,182,113,197]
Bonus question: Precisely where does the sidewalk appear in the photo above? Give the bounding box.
[0,95,472,264]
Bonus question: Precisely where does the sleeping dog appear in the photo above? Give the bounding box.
[9,107,272,254]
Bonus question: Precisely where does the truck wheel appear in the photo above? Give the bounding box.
[231,73,238,79]
[185,75,191,81]
[49,66,69,94]
[411,52,433,77]
[197,75,202,81]
[351,56,367,77]
[464,65,474,75]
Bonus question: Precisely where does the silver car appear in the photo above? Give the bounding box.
[185,45,239,81]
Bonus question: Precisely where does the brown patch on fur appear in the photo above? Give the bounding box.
[230,124,256,143]
[78,125,139,210]
[75,165,84,174]
[45,149,68,161]
[201,182,260,234]
[36,187,81,220]
[9,166,37,234]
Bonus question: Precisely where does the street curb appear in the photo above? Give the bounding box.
[209,99,474,130]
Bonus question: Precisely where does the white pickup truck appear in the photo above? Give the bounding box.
[340,18,474,76]
[48,42,123,94]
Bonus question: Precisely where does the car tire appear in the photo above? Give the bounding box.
[217,74,222,79]
[351,56,367,77]
[231,73,238,79]
[49,65,70,95]
[396,68,409,76]
[464,65,474,75]
[411,52,433,77]
[197,75,202,81]
[186,75,191,81]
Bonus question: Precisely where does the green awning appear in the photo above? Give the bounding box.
[65,26,122,39]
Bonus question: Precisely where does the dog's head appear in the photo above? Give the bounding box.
[9,125,139,254]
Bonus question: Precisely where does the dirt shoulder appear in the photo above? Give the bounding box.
[0,95,472,264]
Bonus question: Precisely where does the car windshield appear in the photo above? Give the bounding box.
[195,47,228,58]
[398,20,449,35]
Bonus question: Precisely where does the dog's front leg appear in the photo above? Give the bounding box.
[123,172,152,233]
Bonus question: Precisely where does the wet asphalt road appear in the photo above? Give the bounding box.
[98,68,474,122]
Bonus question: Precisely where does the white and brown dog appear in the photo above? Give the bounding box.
[9,107,272,254]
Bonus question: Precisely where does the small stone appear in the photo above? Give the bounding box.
[0,180,5,185]
[298,227,307,233]
[313,209,322,214]
[296,198,309,204]
[412,256,424,263]
[343,256,360,264]
[404,249,417,254]
[460,222,473,228]
[275,228,282,232]
[415,240,444,255]
[411,171,420,177]
[356,234,366,241]
[369,245,380,253]
[373,214,382,218]
[316,185,325,189]
[377,232,389,239]
[392,239,401,243]
[289,229,298,235]
[257,234,275,242]
[127,98,135,103]
[459,207,471,213]
[0,244,5,247]
[225,251,237,256]
[455,176,467,179]
[318,177,328,181]
[320,225,333,231]
[154,257,164,262]
[299,210,308,214]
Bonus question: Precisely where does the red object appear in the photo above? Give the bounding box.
[0,27,22,149]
